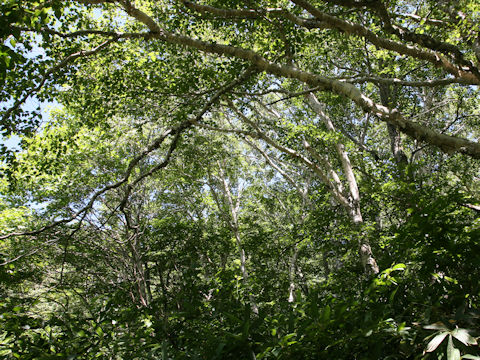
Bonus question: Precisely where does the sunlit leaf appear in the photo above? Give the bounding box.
[451,328,477,346]
[425,322,449,331]
[447,335,461,360]
[425,332,448,353]
[462,355,480,359]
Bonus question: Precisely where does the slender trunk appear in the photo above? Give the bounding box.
[288,246,299,303]
[350,206,379,275]
[233,225,259,314]
[307,93,379,275]
[133,256,149,307]
[144,262,152,305]
[378,82,408,165]
[128,231,150,307]
[211,164,259,314]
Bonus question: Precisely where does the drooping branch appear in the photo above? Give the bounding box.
[151,26,480,157]
[346,0,480,78]
[324,0,457,56]
[176,0,480,84]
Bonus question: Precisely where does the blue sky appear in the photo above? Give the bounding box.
[0,99,57,151]
[1,32,57,152]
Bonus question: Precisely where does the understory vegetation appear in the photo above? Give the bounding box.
[1,0,480,358]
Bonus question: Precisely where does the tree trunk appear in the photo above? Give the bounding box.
[350,207,379,275]
[378,82,408,165]
[288,246,299,303]
[307,93,379,275]
[212,164,259,314]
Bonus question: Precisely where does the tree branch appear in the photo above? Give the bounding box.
[150,27,480,158]
[348,76,471,87]
[1,67,254,241]
[290,0,479,84]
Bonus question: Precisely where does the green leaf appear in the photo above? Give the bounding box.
[425,332,448,353]
[272,347,281,357]
[279,333,296,347]
[95,327,104,337]
[391,263,406,271]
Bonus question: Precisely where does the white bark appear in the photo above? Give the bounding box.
[212,163,259,314]
[288,246,299,303]
[307,93,379,274]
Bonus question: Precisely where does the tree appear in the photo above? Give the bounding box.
[3,0,480,154]
[1,0,480,359]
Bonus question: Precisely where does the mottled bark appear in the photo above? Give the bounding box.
[351,207,380,275]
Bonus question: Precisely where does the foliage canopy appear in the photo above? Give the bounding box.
[1,0,480,358]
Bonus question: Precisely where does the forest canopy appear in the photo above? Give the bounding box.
[1,0,480,359]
